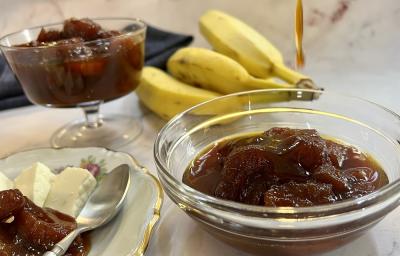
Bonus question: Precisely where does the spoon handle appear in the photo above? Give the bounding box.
[43,229,82,256]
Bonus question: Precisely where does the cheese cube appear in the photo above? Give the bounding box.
[0,172,13,191]
[14,162,55,207]
[44,167,97,217]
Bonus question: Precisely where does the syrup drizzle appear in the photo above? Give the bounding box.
[295,0,305,69]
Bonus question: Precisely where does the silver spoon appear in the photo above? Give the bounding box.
[44,164,131,256]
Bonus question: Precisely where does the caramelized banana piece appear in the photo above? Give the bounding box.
[15,198,84,252]
[0,189,25,221]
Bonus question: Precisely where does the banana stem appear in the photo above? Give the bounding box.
[247,77,294,90]
[296,78,322,90]
[273,62,308,84]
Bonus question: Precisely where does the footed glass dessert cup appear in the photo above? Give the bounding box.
[0,18,146,148]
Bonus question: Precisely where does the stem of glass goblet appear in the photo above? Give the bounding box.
[82,102,102,128]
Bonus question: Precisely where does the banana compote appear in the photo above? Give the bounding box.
[11,18,144,107]
[183,127,388,207]
[0,190,90,255]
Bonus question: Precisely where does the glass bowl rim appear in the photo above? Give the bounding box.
[154,88,400,216]
[0,17,146,50]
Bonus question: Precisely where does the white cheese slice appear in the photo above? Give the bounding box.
[14,162,55,207]
[44,167,97,217]
[0,172,13,191]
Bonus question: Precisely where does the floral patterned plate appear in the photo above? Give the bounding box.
[0,147,163,256]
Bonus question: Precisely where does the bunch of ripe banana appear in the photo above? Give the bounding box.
[136,10,318,120]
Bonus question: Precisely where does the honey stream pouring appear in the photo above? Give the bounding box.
[295,0,305,69]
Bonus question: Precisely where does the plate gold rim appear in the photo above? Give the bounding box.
[125,153,164,256]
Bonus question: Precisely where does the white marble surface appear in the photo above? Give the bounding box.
[0,0,400,255]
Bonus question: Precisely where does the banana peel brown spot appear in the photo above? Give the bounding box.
[188,62,215,72]
[193,82,202,88]
[177,72,188,80]
[234,75,241,81]
[178,58,188,64]
[161,113,169,120]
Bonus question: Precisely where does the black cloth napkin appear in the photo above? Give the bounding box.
[0,25,193,110]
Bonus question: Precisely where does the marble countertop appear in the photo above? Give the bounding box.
[0,0,399,255]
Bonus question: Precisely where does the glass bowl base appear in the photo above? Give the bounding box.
[51,114,142,149]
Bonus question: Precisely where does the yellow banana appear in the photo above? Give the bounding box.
[167,47,293,95]
[136,67,221,120]
[199,10,308,85]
